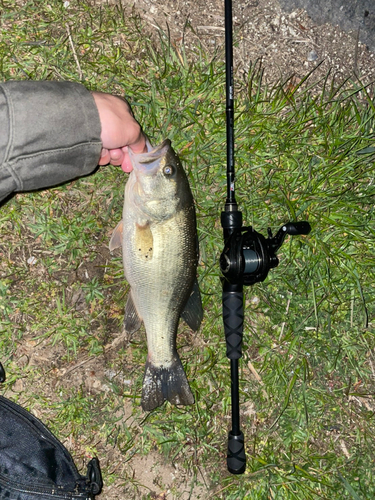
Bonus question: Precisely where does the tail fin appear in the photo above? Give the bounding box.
[141,356,194,411]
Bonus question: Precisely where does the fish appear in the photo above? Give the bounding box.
[109,139,203,411]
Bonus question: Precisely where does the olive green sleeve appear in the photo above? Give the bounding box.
[0,80,102,203]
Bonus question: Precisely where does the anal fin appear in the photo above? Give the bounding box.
[181,278,203,332]
[123,291,142,335]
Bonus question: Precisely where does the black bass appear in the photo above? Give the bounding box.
[109,139,203,411]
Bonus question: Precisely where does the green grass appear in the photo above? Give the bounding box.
[1,1,375,498]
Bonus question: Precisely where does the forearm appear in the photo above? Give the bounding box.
[0,81,102,202]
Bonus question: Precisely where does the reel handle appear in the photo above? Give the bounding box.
[282,221,311,235]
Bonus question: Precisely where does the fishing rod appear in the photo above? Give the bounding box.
[220,0,311,475]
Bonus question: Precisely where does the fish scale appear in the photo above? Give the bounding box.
[124,212,195,366]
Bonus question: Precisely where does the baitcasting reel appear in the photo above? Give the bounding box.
[220,218,311,286]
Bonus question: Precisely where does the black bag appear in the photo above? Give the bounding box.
[0,363,103,499]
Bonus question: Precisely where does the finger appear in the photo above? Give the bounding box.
[121,154,133,172]
[98,148,110,166]
[128,133,147,154]
[108,148,124,165]
[119,141,148,172]
[116,147,132,172]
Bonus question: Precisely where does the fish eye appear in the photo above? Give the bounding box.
[163,164,175,176]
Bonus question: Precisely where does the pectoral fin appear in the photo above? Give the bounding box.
[181,278,203,332]
[109,220,123,251]
[124,291,142,334]
[135,222,153,261]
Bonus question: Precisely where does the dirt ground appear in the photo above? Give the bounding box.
[5,1,375,499]
[127,0,375,86]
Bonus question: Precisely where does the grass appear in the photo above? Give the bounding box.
[1,0,375,498]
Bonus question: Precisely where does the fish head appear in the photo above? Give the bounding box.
[127,139,193,221]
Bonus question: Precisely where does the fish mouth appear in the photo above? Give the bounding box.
[129,139,171,175]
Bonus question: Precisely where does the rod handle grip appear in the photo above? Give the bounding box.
[222,282,244,359]
[227,431,246,474]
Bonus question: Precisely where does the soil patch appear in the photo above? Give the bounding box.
[123,0,375,87]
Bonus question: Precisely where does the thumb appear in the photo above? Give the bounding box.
[128,135,148,155]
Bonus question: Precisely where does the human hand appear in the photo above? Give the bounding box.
[92,91,147,172]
